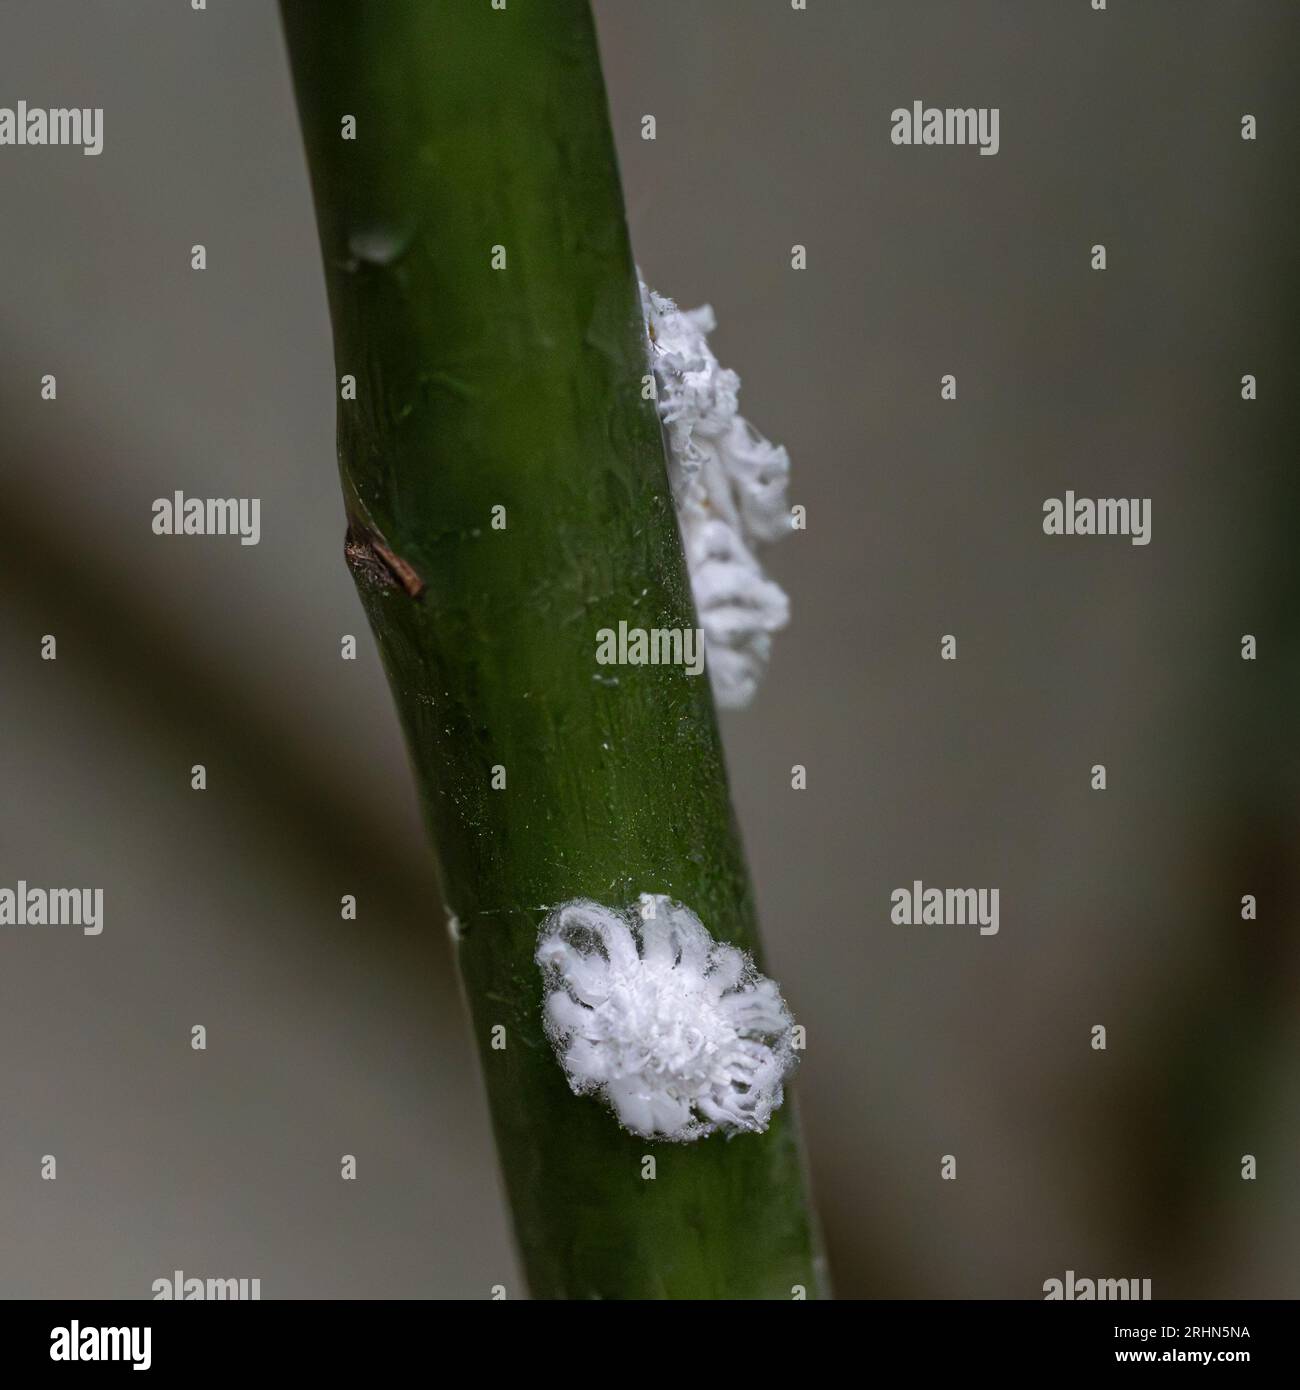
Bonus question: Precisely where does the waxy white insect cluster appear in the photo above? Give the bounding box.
[536,895,797,1142]
[641,279,793,710]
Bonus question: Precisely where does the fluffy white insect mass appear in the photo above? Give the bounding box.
[641,280,793,709]
[535,894,797,1142]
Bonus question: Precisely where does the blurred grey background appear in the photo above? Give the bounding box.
[2,0,1298,1298]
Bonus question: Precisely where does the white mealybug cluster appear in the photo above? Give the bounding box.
[535,894,797,1142]
[640,280,792,709]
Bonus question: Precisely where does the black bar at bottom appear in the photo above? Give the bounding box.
[0,1297,1287,1375]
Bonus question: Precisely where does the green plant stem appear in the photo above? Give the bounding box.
[280,0,824,1299]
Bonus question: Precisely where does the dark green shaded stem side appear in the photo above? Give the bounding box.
[279,0,824,1299]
